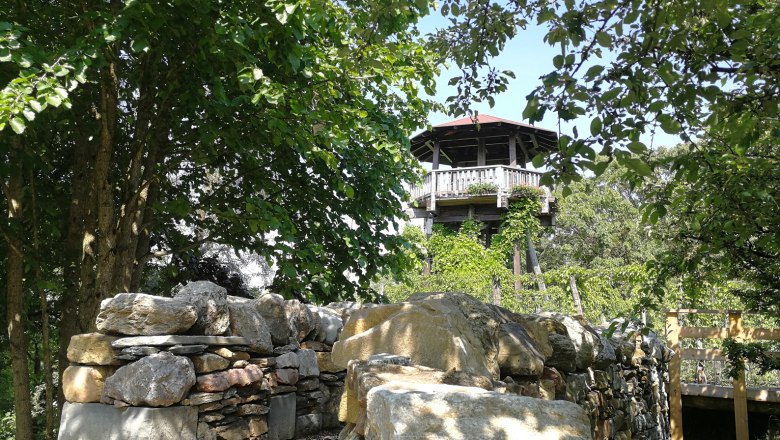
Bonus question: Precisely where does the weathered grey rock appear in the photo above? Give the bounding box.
[209,347,250,362]
[102,351,195,407]
[58,402,197,440]
[197,421,216,440]
[545,332,578,373]
[498,322,545,377]
[191,353,230,373]
[366,382,591,440]
[285,299,316,342]
[311,306,343,345]
[182,392,222,406]
[212,418,250,440]
[332,292,501,379]
[62,366,115,403]
[96,293,198,336]
[236,404,270,416]
[112,335,252,348]
[315,351,342,373]
[195,365,263,392]
[257,293,294,345]
[273,343,299,355]
[168,344,207,355]
[275,368,299,385]
[249,357,276,368]
[121,346,160,357]
[226,296,273,354]
[541,313,601,371]
[268,393,296,440]
[275,351,299,369]
[67,333,120,365]
[173,281,230,335]
[248,416,269,436]
[295,413,323,437]
[566,373,590,403]
[296,349,320,377]
[305,304,323,341]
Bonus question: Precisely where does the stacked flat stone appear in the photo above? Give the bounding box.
[59,282,346,440]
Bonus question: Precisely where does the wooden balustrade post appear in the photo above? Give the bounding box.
[666,311,684,440]
[729,311,749,440]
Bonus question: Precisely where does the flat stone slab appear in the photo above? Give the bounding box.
[112,335,251,348]
[58,402,197,440]
[366,382,592,440]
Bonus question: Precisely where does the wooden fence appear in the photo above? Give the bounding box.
[665,309,780,440]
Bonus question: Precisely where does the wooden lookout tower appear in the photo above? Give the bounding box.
[408,114,558,240]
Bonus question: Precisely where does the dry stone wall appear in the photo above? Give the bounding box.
[332,293,672,440]
[59,281,346,440]
[60,288,671,440]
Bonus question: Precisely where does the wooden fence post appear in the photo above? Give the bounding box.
[666,311,684,440]
[729,311,749,440]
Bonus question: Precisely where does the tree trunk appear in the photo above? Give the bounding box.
[569,275,584,316]
[513,241,523,291]
[526,230,546,291]
[5,141,34,440]
[30,169,55,439]
[491,275,501,306]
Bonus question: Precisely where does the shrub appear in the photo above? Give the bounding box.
[510,184,545,199]
[465,182,499,195]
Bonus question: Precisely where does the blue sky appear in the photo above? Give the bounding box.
[417,12,683,151]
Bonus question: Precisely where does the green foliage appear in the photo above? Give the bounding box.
[491,197,543,257]
[647,143,780,311]
[539,160,654,269]
[516,0,780,190]
[0,0,442,304]
[509,184,544,199]
[465,182,498,195]
[722,339,780,380]
[0,411,13,440]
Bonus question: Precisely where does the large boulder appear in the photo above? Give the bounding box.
[365,382,592,440]
[67,333,120,365]
[257,293,293,346]
[102,351,195,407]
[226,296,273,354]
[339,360,493,426]
[310,306,343,345]
[332,292,501,379]
[285,299,316,342]
[541,313,616,370]
[62,366,115,403]
[173,281,229,335]
[497,323,545,377]
[96,293,198,336]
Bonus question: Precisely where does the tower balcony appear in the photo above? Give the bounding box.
[409,165,555,214]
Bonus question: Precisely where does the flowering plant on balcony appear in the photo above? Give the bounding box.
[509,184,545,199]
[465,182,499,195]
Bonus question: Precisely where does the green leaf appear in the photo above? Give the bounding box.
[9,117,25,134]
[595,31,612,47]
[624,158,652,176]
[29,100,43,112]
[590,117,602,136]
[626,141,646,154]
[45,94,62,107]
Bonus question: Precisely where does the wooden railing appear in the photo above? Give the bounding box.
[665,309,780,440]
[409,165,544,209]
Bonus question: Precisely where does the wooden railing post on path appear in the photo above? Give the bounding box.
[729,312,749,440]
[666,311,684,440]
